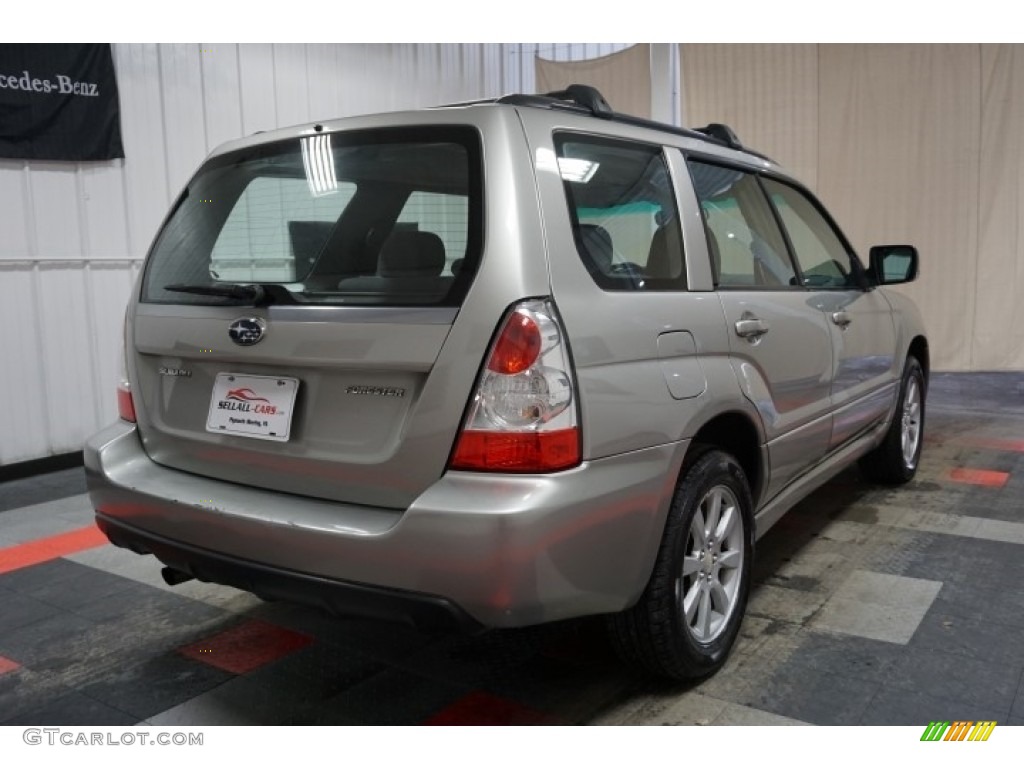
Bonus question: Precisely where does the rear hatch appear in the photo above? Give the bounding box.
[130,125,484,508]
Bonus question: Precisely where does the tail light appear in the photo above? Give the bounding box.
[450,299,580,472]
[117,313,136,423]
[117,382,136,423]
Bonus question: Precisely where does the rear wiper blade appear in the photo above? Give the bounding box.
[164,282,264,300]
[164,282,298,305]
[164,283,267,303]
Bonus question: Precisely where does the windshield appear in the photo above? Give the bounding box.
[141,126,483,306]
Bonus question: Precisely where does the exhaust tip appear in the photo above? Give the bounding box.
[161,566,195,586]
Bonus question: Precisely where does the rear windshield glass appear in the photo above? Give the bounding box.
[141,126,483,306]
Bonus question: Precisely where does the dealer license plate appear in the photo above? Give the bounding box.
[205,373,299,442]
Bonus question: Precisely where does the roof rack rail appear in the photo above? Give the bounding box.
[496,83,614,120]
[486,85,771,162]
[543,84,614,118]
[695,123,743,150]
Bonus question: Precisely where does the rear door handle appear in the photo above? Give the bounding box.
[735,317,770,339]
[831,311,852,329]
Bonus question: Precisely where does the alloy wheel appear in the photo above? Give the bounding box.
[901,377,922,469]
[678,485,745,643]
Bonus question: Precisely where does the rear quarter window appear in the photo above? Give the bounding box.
[555,133,686,291]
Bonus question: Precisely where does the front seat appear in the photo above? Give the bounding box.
[646,223,683,280]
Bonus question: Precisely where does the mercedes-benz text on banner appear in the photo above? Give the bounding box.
[0,43,124,161]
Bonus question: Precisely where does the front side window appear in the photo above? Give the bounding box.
[762,177,857,288]
[141,126,482,306]
[687,159,797,289]
[555,133,685,291]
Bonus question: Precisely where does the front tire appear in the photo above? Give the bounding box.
[859,356,926,484]
[607,449,754,681]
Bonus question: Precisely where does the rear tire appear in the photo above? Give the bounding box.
[607,449,754,681]
[859,356,926,485]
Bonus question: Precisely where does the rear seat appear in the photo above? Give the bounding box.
[337,230,453,297]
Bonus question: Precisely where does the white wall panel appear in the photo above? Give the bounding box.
[334,45,375,117]
[0,264,50,464]
[0,43,631,464]
[238,43,278,135]
[512,44,532,93]
[160,44,209,198]
[481,44,504,97]
[305,45,342,123]
[80,160,131,258]
[413,45,441,107]
[28,161,82,259]
[272,44,311,128]
[438,44,464,104]
[114,43,171,256]
[388,45,420,110]
[0,162,31,258]
[34,263,99,453]
[200,43,244,151]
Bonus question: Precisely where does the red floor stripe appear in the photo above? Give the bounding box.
[963,437,1024,453]
[423,691,562,726]
[947,468,1010,487]
[178,620,313,675]
[0,525,109,575]
[0,656,20,676]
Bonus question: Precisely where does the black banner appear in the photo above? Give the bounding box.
[0,44,124,161]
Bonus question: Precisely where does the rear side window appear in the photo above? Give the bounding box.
[687,160,797,289]
[141,126,482,306]
[555,133,685,291]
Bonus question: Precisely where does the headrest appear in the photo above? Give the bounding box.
[646,225,682,280]
[579,224,614,273]
[378,231,446,277]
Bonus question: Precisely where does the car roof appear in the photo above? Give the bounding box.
[205,84,778,176]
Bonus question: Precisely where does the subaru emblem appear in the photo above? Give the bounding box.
[228,317,266,346]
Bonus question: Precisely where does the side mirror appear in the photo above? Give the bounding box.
[869,245,919,285]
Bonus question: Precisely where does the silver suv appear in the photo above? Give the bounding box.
[86,85,928,680]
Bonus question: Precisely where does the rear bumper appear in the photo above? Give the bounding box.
[95,514,478,631]
[85,421,686,628]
